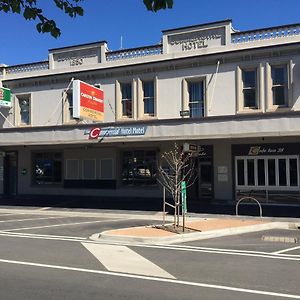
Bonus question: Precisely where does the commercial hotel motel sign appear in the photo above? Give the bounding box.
[72,80,104,122]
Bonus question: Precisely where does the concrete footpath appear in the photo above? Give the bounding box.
[91,216,299,244]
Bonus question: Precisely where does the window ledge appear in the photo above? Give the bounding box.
[266,107,291,113]
[236,109,263,114]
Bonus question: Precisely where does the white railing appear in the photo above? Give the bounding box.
[106,44,162,61]
[5,61,49,74]
[232,23,300,44]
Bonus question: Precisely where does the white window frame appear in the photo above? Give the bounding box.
[236,64,263,113]
[235,155,300,191]
[182,77,206,118]
[266,60,293,111]
[137,77,157,119]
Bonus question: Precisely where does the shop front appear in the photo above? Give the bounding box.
[232,143,300,204]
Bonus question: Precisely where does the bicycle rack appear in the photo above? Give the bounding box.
[236,196,263,218]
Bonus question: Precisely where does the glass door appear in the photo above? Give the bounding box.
[198,161,213,200]
[3,152,17,196]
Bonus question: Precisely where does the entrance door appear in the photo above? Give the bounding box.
[3,152,17,196]
[198,161,213,200]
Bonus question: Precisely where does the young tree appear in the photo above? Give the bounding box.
[0,0,173,38]
[158,143,197,229]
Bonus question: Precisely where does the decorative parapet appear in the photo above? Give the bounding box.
[106,44,162,61]
[232,23,300,44]
[4,61,49,75]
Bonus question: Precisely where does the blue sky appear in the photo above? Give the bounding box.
[0,0,299,65]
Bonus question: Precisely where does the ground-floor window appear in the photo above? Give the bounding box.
[33,152,62,185]
[121,150,157,186]
[235,155,299,189]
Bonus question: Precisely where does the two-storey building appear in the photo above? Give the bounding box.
[1,20,300,208]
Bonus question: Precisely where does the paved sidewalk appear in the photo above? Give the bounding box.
[91,217,290,244]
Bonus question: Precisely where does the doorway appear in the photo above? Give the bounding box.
[3,152,18,196]
[198,160,213,200]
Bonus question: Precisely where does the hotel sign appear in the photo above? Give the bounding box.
[73,80,104,122]
[168,27,224,53]
[87,126,147,139]
[0,87,11,108]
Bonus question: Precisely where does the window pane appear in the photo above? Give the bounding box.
[247,159,255,186]
[289,159,298,186]
[188,81,204,117]
[121,150,157,186]
[272,66,287,85]
[83,160,95,179]
[272,86,286,106]
[278,159,287,186]
[143,81,154,115]
[19,98,30,124]
[144,98,154,115]
[242,70,256,88]
[121,83,132,117]
[243,89,257,108]
[257,159,265,186]
[101,159,113,179]
[33,152,62,185]
[268,159,276,186]
[66,159,79,179]
[237,160,245,185]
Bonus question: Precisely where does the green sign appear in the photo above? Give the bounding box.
[181,181,187,213]
[0,87,11,108]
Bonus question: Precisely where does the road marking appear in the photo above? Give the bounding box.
[81,242,175,279]
[0,230,300,261]
[273,245,300,255]
[2,218,127,232]
[37,207,51,211]
[0,231,87,240]
[0,258,299,298]
[0,216,67,223]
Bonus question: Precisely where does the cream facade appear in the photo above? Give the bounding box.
[1,20,300,207]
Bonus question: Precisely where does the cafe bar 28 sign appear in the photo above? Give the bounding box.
[0,87,11,108]
[72,80,104,122]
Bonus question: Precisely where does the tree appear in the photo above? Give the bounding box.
[157,143,197,230]
[0,0,173,38]
[143,0,173,12]
[0,0,84,38]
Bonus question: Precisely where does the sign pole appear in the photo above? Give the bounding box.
[181,181,187,232]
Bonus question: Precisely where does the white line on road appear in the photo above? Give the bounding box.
[0,258,299,298]
[273,245,300,255]
[0,216,68,223]
[0,231,87,240]
[82,242,175,279]
[2,218,129,232]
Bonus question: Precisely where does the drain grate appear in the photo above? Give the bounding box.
[262,235,298,244]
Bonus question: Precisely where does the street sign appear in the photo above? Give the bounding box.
[181,181,187,213]
[183,142,198,153]
[0,87,11,108]
[180,110,190,117]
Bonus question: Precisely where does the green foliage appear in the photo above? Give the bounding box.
[0,0,84,38]
[0,0,174,38]
[143,0,173,12]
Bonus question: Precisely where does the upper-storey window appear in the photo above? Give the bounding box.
[121,83,132,118]
[242,69,258,109]
[15,94,31,126]
[266,61,293,111]
[271,65,288,106]
[236,65,262,113]
[143,80,155,116]
[188,81,204,117]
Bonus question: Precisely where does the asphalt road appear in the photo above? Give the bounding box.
[0,207,299,299]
